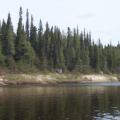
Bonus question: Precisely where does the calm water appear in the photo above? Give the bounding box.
[0,83,120,120]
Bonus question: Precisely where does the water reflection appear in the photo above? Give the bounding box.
[0,84,120,120]
[93,108,120,120]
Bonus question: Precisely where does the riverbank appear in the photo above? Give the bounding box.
[0,73,119,86]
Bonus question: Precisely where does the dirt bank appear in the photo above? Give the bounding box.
[0,74,119,86]
[82,75,118,82]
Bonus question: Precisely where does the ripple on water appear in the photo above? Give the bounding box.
[93,110,120,120]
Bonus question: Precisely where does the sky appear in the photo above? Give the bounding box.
[0,0,120,46]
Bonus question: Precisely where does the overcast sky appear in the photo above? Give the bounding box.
[0,0,120,45]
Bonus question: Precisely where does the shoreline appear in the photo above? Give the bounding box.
[0,73,119,86]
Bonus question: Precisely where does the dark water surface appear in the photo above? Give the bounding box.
[0,82,120,120]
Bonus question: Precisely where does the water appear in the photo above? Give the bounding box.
[0,82,120,120]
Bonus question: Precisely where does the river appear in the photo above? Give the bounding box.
[0,82,120,120]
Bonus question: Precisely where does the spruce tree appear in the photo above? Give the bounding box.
[30,15,33,41]
[0,20,5,65]
[6,13,15,67]
[1,20,7,55]
[44,22,50,59]
[15,7,36,65]
[75,47,82,69]
[53,26,59,68]
[94,44,100,71]
[80,32,84,50]
[32,26,38,54]
[102,48,108,73]
[57,28,65,69]
[15,7,23,61]
[0,43,5,65]
[49,26,54,68]
[39,46,47,70]
[73,28,77,51]
[25,9,29,39]
[65,27,72,69]
[38,19,43,58]
[21,29,35,64]
[106,44,113,70]
[30,15,38,54]
[98,39,103,69]
[1,7,120,73]
[89,41,94,68]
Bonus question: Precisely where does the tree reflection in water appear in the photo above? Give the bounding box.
[0,84,120,120]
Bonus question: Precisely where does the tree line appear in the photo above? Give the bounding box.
[0,7,120,73]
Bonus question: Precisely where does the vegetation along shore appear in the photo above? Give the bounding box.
[0,7,120,85]
[0,73,119,86]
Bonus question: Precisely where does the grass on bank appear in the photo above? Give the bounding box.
[4,74,32,84]
[0,65,120,84]
[3,73,85,84]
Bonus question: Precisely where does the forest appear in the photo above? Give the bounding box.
[0,7,120,74]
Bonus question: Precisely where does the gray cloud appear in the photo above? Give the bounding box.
[77,13,96,19]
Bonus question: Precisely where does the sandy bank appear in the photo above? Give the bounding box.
[0,74,119,86]
[82,75,118,82]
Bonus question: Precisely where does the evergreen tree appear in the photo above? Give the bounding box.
[73,27,80,54]
[49,26,54,68]
[1,20,7,55]
[19,25,36,64]
[30,15,38,54]
[44,22,50,59]
[38,19,43,58]
[102,48,108,73]
[32,26,38,53]
[81,43,89,66]
[112,48,117,72]
[6,13,15,67]
[74,47,82,69]
[15,7,23,61]
[57,28,65,68]
[0,20,5,65]
[89,41,94,68]
[98,39,103,69]
[94,44,100,71]
[107,44,113,70]
[73,28,77,51]
[65,27,72,69]
[53,26,59,68]
[39,47,47,70]
[1,7,120,73]
[0,44,5,65]
[15,7,36,65]
[25,9,29,39]
[30,15,34,41]
[80,32,84,50]
[84,48,90,66]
